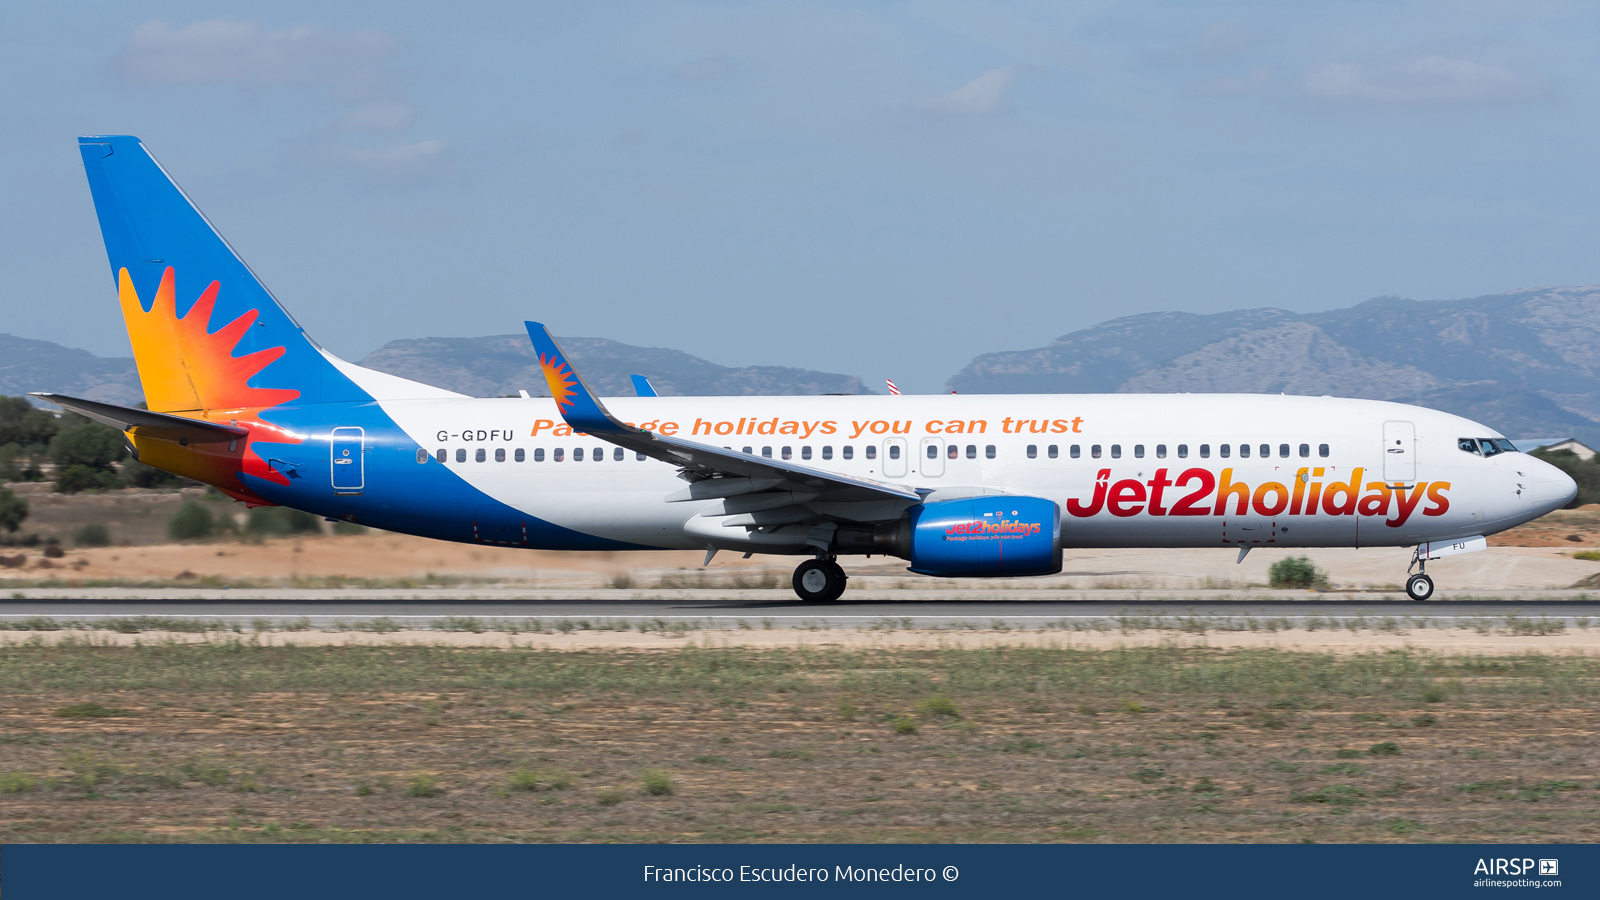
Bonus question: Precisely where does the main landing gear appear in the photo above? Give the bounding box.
[1405,550,1434,602]
[793,558,848,603]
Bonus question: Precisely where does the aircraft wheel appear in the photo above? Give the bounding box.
[793,559,847,603]
[1405,573,1434,602]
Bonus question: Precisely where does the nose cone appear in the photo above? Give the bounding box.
[1528,457,1578,514]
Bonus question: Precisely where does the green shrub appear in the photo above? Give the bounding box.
[0,443,31,482]
[167,500,215,541]
[246,506,322,536]
[1268,555,1326,589]
[54,702,128,718]
[508,767,574,792]
[1291,784,1365,805]
[891,717,918,735]
[0,397,60,446]
[597,789,625,806]
[640,769,675,796]
[0,772,38,793]
[1368,741,1401,757]
[0,486,27,533]
[405,774,443,797]
[74,523,111,548]
[49,422,126,471]
[1411,714,1438,727]
[914,694,961,718]
[54,464,120,494]
[120,458,180,488]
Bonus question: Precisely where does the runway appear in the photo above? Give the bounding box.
[3,592,1596,629]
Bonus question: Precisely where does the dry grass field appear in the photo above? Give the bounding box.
[1,640,1596,844]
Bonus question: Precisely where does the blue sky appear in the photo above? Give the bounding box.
[4,1,1599,392]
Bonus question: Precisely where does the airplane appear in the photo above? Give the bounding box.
[40,135,1578,604]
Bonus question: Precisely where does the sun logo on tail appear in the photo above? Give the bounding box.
[540,354,579,412]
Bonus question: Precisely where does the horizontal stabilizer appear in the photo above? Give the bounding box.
[31,392,247,445]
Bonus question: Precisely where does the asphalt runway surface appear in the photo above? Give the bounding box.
[3,596,1596,628]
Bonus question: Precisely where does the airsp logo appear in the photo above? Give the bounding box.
[1474,858,1553,876]
[1540,860,1559,877]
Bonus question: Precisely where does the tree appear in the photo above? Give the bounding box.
[167,500,214,540]
[49,420,127,493]
[0,396,60,446]
[0,486,27,533]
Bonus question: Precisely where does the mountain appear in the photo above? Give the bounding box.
[357,335,872,397]
[0,332,871,406]
[0,335,142,406]
[948,286,1600,443]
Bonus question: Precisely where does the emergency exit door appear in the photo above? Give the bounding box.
[331,427,365,494]
[1383,421,1415,484]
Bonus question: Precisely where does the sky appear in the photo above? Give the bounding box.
[4,1,1600,393]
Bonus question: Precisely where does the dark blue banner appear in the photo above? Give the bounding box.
[5,843,1593,899]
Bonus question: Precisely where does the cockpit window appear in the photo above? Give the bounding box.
[1479,438,1504,457]
[1493,439,1518,454]
[1458,438,1481,456]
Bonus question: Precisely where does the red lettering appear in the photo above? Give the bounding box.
[1387,483,1428,527]
[1321,468,1365,516]
[1423,481,1451,516]
[1146,469,1173,516]
[1107,479,1146,517]
[1358,483,1393,517]
[1252,482,1290,516]
[1169,468,1215,516]
[1067,469,1111,517]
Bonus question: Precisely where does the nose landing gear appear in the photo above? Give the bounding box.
[793,557,848,603]
[1405,549,1434,602]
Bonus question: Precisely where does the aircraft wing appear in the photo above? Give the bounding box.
[524,322,922,506]
[31,392,249,445]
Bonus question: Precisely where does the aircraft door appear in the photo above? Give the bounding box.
[1383,421,1416,483]
[920,438,945,477]
[331,427,365,495]
[883,438,908,477]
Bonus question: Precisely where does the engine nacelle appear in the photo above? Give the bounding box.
[861,496,1061,578]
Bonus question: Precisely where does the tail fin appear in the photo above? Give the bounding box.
[79,135,340,413]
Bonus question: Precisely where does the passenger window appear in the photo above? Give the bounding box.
[966,445,977,459]
[416,448,428,464]
[1199,444,1210,459]
[888,445,899,460]
[636,452,645,460]
[554,448,564,462]
[1239,444,1250,458]
[1220,444,1231,458]
[1261,444,1271,458]
[1070,445,1080,458]
[1111,444,1122,459]
[594,447,604,462]
[762,446,772,458]
[742,446,753,454]
[515,448,526,462]
[929,444,940,459]
[822,446,833,460]
[573,448,584,462]
[455,449,466,463]
[1027,445,1037,458]
[1318,444,1330,458]
[1048,445,1059,459]
[495,448,506,463]
[985,445,996,459]
[435,449,446,463]
[947,445,957,459]
[866,446,876,459]
[1178,444,1188,459]
[1279,444,1289,458]
[1156,444,1166,459]
[802,446,812,460]
[782,446,793,460]
[1299,443,1310,458]
[475,448,487,463]
[1091,445,1102,458]
[614,447,624,461]
[1134,444,1145,459]
[534,448,545,462]
[843,446,854,460]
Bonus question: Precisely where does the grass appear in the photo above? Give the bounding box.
[53,701,128,718]
[1,643,1598,843]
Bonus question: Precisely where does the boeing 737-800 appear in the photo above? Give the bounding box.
[40,136,1578,602]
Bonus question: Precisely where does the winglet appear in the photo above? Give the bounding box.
[524,322,634,435]
[630,374,659,397]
